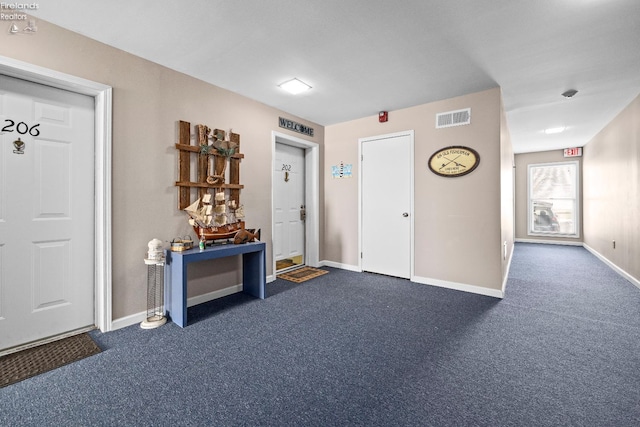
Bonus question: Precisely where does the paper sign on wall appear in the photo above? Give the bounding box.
[331,161,352,179]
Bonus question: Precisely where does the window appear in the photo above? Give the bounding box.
[528,161,579,237]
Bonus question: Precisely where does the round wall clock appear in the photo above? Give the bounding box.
[428,146,480,177]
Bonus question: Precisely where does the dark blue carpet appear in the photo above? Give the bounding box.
[1,243,639,426]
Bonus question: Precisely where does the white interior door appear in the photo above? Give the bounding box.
[274,143,305,268]
[361,133,412,279]
[0,75,95,351]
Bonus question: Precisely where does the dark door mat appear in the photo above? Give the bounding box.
[277,266,329,283]
[0,333,102,388]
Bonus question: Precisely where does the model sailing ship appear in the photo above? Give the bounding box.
[176,122,260,245]
[184,191,246,242]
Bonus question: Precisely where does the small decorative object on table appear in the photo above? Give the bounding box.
[199,230,206,251]
[170,236,193,252]
[233,228,261,244]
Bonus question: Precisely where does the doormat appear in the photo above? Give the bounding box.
[277,266,329,283]
[0,333,102,388]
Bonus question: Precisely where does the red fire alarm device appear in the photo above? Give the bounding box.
[378,111,388,123]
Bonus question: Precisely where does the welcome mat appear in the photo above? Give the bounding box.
[0,333,102,388]
[277,266,329,283]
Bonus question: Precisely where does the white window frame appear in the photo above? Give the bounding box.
[527,161,580,238]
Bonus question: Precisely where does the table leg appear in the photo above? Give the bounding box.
[170,254,188,327]
[242,248,266,299]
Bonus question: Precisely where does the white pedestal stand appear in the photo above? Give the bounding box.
[141,239,167,329]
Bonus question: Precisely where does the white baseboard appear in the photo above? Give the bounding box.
[186,284,243,308]
[111,263,512,331]
[583,243,640,290]
[501,244,515,296]
[320,260,502,298]
[111,311,147,331]
[111,242,639,332]
[412,275,504,299]
[111,284,243,331]
[320,260,361,272]
[515,238,583,246]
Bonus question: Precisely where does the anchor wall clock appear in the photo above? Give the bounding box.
[428,146,480,178]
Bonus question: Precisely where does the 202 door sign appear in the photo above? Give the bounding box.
[2,119,41,136]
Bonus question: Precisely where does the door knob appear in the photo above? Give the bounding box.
[402,212,409,217]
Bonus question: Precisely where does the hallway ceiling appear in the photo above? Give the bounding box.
[30,0,640,153]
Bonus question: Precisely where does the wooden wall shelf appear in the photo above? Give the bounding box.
[174,143,245,159]
[175,182,243,189]
[175,120,243,210]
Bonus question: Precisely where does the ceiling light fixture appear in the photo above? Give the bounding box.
[562,89,578,98]
[544,126,566,135]
[278,78,312,95]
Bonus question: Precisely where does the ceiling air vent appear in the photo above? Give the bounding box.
[436,108,471,129]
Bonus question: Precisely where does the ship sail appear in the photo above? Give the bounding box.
[184,198,200,215]
[183,197,214,227]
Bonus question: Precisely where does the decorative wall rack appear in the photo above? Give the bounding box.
[175,120,244,210]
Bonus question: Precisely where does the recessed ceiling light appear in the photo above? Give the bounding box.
[544,126,566,135]
[278,78,312,95]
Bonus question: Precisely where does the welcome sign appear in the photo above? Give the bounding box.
[279,117,314,137]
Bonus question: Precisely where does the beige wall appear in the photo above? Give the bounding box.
[514,151,583,243]
[583,94,640,283]
[325,88,512,293]
[0,19,324,320]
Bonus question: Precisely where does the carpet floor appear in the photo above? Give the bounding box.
[0,243,638,426]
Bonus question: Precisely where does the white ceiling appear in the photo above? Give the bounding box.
[29,0,640,153]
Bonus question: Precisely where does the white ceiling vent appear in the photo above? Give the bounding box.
[436,108,471,129]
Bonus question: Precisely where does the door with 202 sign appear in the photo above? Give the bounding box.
[274,143,305,271]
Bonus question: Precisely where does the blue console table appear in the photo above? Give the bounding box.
[165,242,266,327]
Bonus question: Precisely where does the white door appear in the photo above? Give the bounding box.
[361,133,412,279]
[0,75,95,351]
[274,143,305,269]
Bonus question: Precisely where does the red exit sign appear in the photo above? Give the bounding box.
[564,147,582,157]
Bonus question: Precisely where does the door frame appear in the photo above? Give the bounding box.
[358,130,415,279]
[271,131,320,278]
[0,55,113,332]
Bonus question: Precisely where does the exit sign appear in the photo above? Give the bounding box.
[564,147,582,157]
